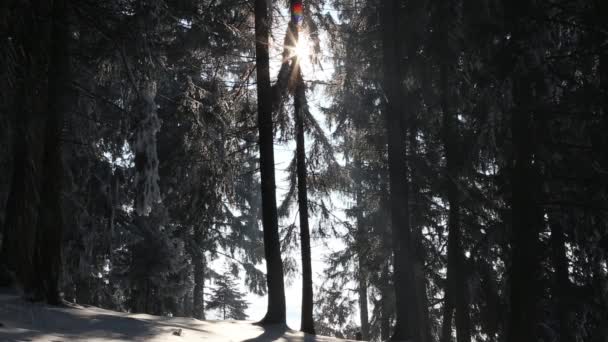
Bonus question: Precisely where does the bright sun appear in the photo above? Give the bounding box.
[285,31,311,62]
[294,38,310,60]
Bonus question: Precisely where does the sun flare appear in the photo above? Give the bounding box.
[294,38,310,60]
[284,30,311,63]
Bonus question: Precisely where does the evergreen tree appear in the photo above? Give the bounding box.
[207,272,250,320]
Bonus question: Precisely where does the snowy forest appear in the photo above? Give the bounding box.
[1,0,607,341]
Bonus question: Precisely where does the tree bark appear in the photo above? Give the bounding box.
[288,1,315,332]
[34,0,70,305]
[502,2,542,341]
[380,266,392,342]
[355,158,369,340]
[549,219,571,342]
[193,237,206,320]
[295,73,315,334]
[506,48,542,342]
[381,0,421,339]
[438,2,471,338]
[357,273,369,339]
[440,297,454,342]
[409,119,431,342]
[507,77,542,342]
[0,0,66,304]
[254,0,287,324]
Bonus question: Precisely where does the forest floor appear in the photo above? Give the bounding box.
[0,290,355,342]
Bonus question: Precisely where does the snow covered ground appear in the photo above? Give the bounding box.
[0,291,355,342]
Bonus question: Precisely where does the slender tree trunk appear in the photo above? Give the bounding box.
[381,0,421,340]
[506,58,542,342]
[194,237,206,320]
[549,219,571,342]
[295,73,315,334]
[132,133,148,314]
[507,80,541,342]
[438,5,471,338]
[409,122,431,342]
[441,297,454,342]
[381,314,391,341]
[380,266,392,342]
[254,0,286,324]
[354,159,369,340]
[357,270,369,339]
[502,2,542,341]
[288,2,315,331]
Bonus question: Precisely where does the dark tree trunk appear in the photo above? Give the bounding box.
[34,0,70,305]
[254,0,286,324]
[193,236,206,320]
[507,80,542,342]
[503,2,542,341]
[357,270,369,340]
[295,73,315,334]
[409,120,431,342]
[289,2,315,331]
[0,1,44,292]
[549,219,572,342]
[1,0,67,304]
[438,4,471,339]
[381,315,391,341]
[380,275,392,342]
[381,0,421,340]
[506,57,542,342]
[354,160,369,340]
[132,131,149,314]
[1,103,44,294]
[441,298,454,342]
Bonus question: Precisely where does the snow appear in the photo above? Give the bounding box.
[0,291,356,342]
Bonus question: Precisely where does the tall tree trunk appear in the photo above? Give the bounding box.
[254,0,286,324]
[355,158,369,340]
[409,120,431,342]
[183,289,193,317]
[0,0,66,304]
[381,0,421,339]
[34,0,70,305]
[549,219,571,342]
[295,73,314,334]
[132,131,148,314]
[289,1,315,332]
[438,3,471,338]
[380,264,392,341]
[506,54,542,342]
[357,267,369,340]
[507,78,542,342]
[441,298,454,342]
[193,233,206,320]
[503,2,542,341]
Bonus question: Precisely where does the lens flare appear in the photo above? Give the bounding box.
[294,38,309,60]
[292,2,303,25]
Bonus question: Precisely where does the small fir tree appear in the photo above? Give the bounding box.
[206,273,249,320]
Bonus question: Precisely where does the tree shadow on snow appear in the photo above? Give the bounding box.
[242,324,289,341]
[242,324,329,342]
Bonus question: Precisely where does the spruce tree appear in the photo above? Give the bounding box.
[207,273,250,320]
